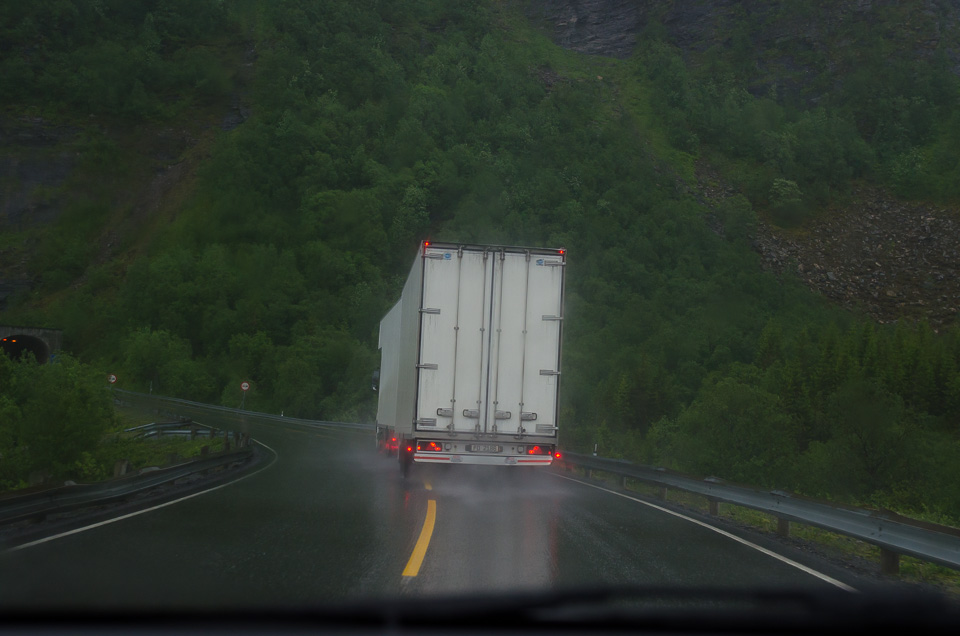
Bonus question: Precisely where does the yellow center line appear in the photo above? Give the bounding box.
[402,499,436,577]
[424,480,432,491]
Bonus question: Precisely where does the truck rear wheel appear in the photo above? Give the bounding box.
[399,441,414,476]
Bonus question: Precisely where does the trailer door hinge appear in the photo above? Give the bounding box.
[420,307,441,314]
[417,363,438,370]
[539,369,560,376]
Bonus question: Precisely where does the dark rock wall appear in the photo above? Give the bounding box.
[525,0,960,77]
[525,0,643,59]
[0,117,78,227]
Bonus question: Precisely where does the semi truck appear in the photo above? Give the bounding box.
[376,241,566,475]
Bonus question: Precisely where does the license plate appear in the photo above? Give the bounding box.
[467,444,501,453]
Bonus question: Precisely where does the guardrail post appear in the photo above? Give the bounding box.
[777,518,790,537]
[113,459,129,477]
[880,549,900,576]
[620,475,628,489]
[708,498,719,516]
[585,468,592,479]
[657,486,667,500]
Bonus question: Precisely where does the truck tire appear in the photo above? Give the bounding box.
[399,443,413,476]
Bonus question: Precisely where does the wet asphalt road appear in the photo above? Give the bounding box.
[0,407,863,611]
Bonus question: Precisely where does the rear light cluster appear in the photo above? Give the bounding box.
[417,441,444,452]
[520,445,552,456]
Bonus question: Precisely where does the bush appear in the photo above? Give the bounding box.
[0,352,115,486]
[768,178,804,226]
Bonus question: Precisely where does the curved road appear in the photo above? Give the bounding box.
[0,407,865,610]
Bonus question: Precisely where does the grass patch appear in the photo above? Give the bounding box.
[72,402,228,482]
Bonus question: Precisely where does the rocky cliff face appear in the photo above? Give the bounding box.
[525,0,642,59]
[525,0,960,90]
[0,117,78,228]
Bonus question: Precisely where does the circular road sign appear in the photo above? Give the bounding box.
[241,381,250,392]
[107,374,117,384]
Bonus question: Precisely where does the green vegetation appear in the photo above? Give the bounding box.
[73,402,228,483]
[0,0,237,120]
[0,352,226,490]
[0,352,116,490]
[1,1,959,524]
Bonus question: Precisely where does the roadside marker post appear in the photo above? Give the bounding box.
[240,381,250,409]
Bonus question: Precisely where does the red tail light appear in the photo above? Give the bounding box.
[526,445,551,455]
[417,441,443,452]
[554,451,562,459]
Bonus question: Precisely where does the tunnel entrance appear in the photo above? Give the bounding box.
[1,334,51,363]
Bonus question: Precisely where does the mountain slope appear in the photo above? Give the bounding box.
[1,0,959,520]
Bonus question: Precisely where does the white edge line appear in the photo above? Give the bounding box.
[553,473,858,593]
[7,439,280,553]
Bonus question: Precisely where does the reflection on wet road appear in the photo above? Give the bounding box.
[0,406,859,610]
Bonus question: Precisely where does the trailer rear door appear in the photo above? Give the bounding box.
[415,245,564,438]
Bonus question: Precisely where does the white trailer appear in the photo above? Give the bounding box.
[376,241,566,474]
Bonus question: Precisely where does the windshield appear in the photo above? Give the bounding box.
[1,0,959,624]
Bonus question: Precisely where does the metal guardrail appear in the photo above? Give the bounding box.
[0,447,254,530]
[124,420,218,439]
[114,389,375,431]
[559,451,960,575]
